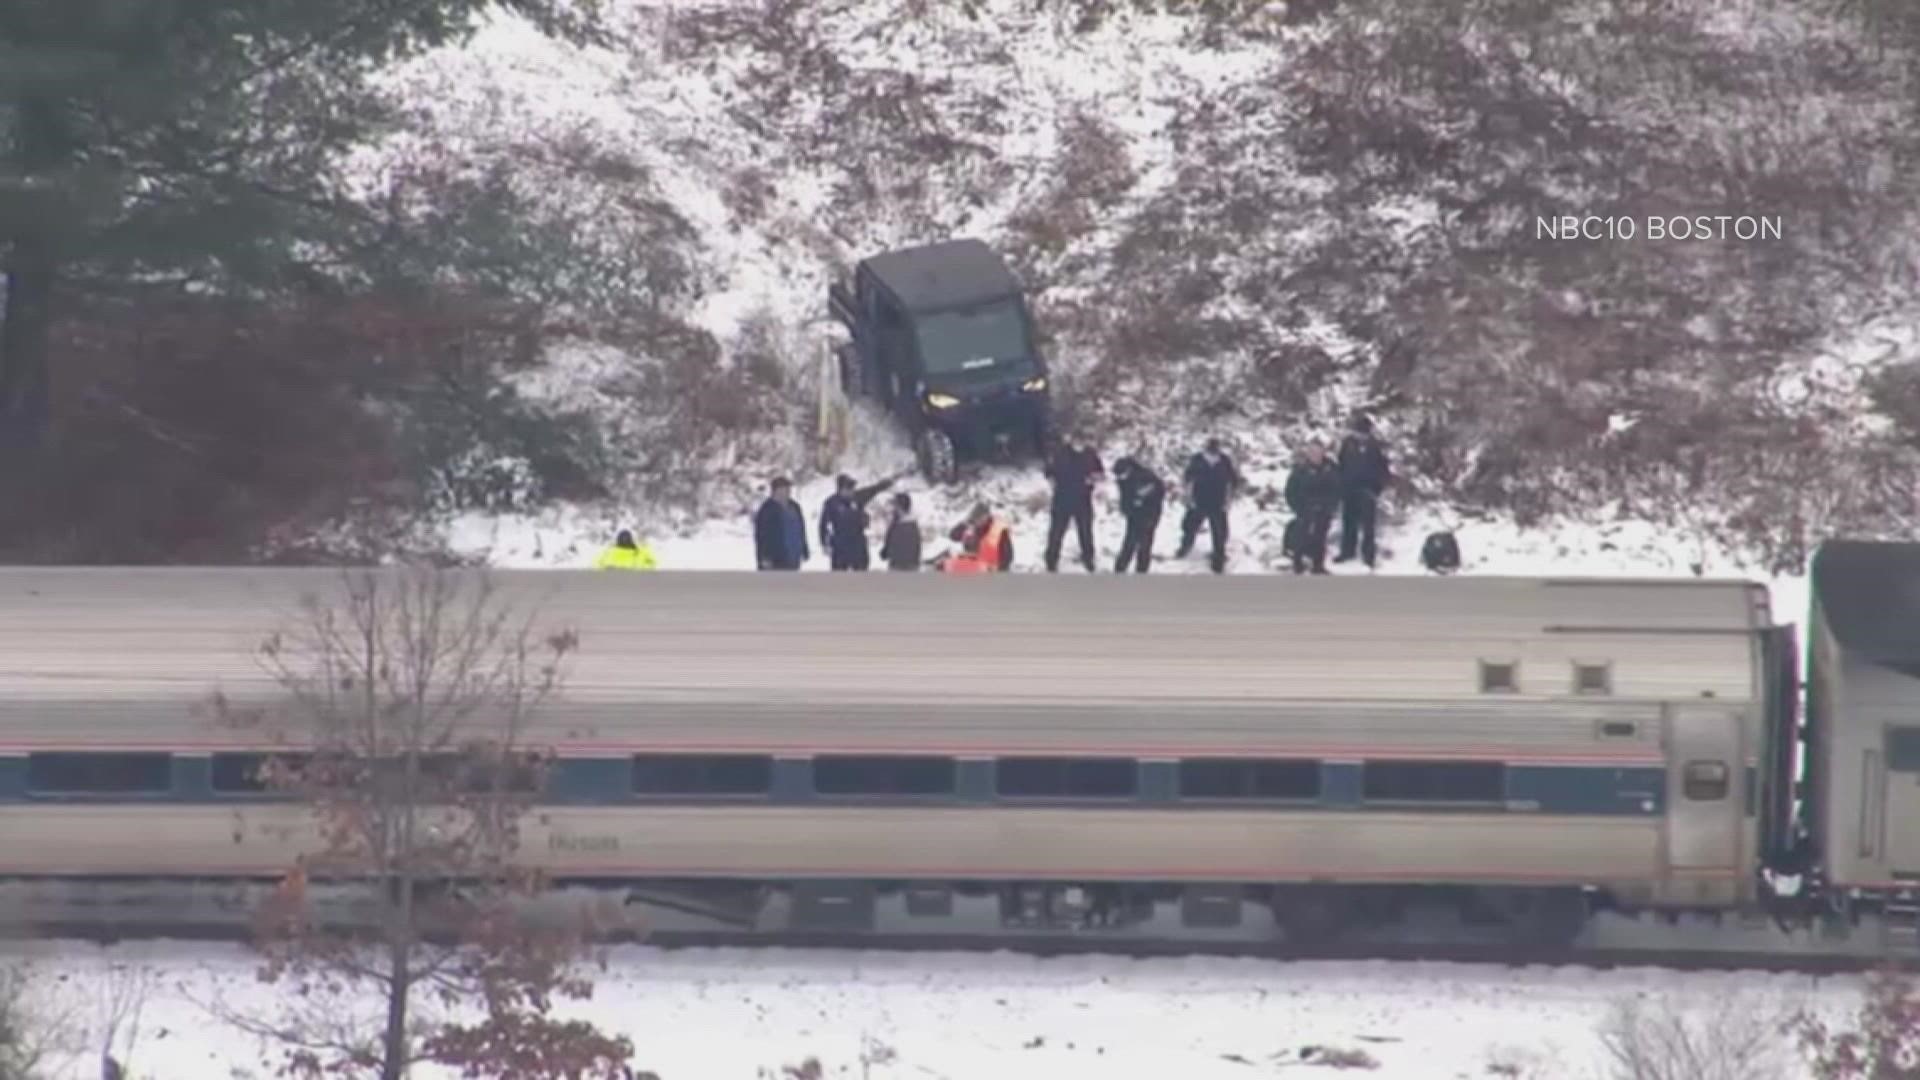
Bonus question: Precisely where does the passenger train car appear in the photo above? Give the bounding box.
[1804,541,1920,945]
[0,543,1909,945]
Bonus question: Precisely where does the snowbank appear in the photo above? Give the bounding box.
[7,941,1859,1080]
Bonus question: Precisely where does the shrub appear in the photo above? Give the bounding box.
[1793,969,1920,1080]
[1600,993,1788,1080]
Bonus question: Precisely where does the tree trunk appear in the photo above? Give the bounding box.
[0,94,68,456]
[0,242,56,454]
[382,750,421,1080]
[382,918,412,1080]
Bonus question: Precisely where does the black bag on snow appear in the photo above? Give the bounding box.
[1421,530,1461,573]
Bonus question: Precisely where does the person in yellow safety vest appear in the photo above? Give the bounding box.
[943,503,1013,574]
[595,529,657,570]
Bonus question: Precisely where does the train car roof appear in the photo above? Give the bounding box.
[0,564,1769,627]
[1812,540,1920,673]
[0,568,1770,748]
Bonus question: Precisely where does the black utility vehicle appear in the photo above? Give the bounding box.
[828,239,1051,482]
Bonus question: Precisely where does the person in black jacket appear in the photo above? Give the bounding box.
[1176,438,1240,574]
[1334,414,1391,568]
[1111,457,1165,574]
[1284,441,1341,575]
[879,492,922,571]
[1043,433,1104,573]
[752,477,809,570]
[818,473,894,571]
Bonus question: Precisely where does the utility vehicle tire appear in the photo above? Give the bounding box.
[917,429,958,485]
[837,346,863,398]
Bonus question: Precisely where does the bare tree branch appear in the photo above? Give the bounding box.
[211,564,631,1080]
[1601,993,1790,1080]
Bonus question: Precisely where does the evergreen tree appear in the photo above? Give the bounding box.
[0,0,601,454]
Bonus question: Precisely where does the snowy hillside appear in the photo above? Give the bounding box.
[344,0,1920,580]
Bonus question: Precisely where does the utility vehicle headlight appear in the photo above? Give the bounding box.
[1022,377,1047,393]
[926,392,961,409]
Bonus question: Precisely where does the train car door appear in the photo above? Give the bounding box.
[1881,726,1920,876]
[1665,705,1742,872]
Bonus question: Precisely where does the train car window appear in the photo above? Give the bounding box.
[1177,759,1320,800]
[210,752,312,793]
[812,755,956,797]
[1573,662,1612,695]
[1479,661,1518,693]
[1888,728,1920,773]
[212,752,540,795]
[632,754,773,796]
[418,752,544,794]
[1361,761,1504,803]
[996,757,1138,799]
[1682,760,1729,801]
[26,752,173,794]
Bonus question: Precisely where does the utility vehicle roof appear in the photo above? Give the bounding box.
[1812,540,1920,673]
[861,239,1022,313]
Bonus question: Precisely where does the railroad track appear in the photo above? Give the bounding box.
[2,881,1904,974]
[617,931,1912,974]
[4,920,1904,976]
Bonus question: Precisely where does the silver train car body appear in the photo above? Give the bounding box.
[1803,541,1920,943]
[0,567,1800,936]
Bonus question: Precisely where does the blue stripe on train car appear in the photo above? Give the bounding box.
[0,755,1669,816]
[1505,765,1664,815]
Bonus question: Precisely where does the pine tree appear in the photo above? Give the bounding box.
[0,0,601,454]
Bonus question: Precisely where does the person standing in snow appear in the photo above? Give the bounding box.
[1110,456,1165,574]
[1334,413,1391,569]
[1176,438,1241,574]
[818,473,895,571]
[880,492,923,571]
[595,528,657,570]
[1284,441,1341,575]
[752,477,809,570]
[1042,432,1104,573]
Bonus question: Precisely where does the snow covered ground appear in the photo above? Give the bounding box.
[444,479,1809,641]
[7,941,1860,1080]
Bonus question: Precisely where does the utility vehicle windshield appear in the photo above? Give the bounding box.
[915,300,1030,375]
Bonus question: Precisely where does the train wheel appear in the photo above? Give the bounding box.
[1272,886,1351,944]
[1491,887,1588,948]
